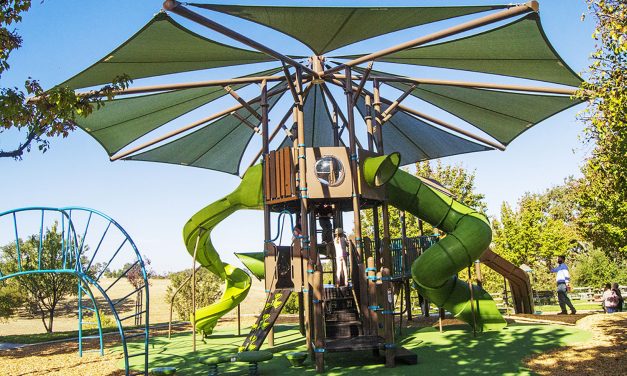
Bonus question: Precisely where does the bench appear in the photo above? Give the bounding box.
[200,350,273,376]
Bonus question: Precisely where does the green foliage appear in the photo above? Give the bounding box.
[0,1,130,159]
[165,268,222,321]
[361,160,487,240]
[0,279,26,321]
[0,222,79,332]
[576,1,627,260]
[571,248,627,288]
[491,182,582,291]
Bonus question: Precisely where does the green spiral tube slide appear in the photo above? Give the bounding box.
[182,164,264,335]
[364,154,506,331]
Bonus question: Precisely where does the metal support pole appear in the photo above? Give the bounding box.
[191,230,203,353]
[468,266,478,337]
[313,270,325,372]
[237,304,241,336]
[400,211,412,321]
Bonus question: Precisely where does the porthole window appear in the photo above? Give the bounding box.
[314,156,345,187]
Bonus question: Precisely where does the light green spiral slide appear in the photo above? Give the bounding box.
[364,154,506,331]
[182,164,265,336]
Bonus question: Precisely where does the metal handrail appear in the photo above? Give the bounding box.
[168,265,202,339]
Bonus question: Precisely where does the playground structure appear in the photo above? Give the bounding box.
[24,0,583,374]
[0,207,150,375]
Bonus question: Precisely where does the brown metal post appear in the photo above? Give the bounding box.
[468,266,478,337]
[343,65,364,282]
[400,211,412,321]
[191,230,202,353]
[373,78,395,366]
[367,257,379,335]
[313,270,325,372]
[237,304,241,336]
[382,268,395,367]
[475,260,483,289]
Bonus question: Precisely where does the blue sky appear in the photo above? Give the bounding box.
[1,1,596,273]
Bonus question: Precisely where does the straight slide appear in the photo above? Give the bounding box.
[182,164,264,335]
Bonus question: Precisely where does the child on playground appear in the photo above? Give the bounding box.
[611,282,623,312]
[602,283,619,313]
[333,228,349,287]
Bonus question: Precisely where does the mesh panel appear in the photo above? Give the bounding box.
[75,67,281,155]
[193,3,505,54]
[343,13,581,86]
[127,83,286,175]
[355,96,492,164]
[279,85,335,149]
[61,12,274,89]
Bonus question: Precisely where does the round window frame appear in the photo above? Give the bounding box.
[314,155,345,187]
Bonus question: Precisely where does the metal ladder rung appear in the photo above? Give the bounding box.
[81,349,102,353]
[120,310,146,322]
[82,335,100,339]
[81,321,98,325]
[79,306,97,312]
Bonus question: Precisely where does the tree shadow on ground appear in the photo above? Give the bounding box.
[525,313,627,376]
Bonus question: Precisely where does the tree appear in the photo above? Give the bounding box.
[491,182,583,291]
[165,268,222,321]
[0,280,26,321]
[576,1,627,260]
[0,222,78,332]
[0,1,129,159]
[361,160,488,240]
[571,248,627,288]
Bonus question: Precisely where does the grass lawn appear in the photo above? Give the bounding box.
[118,323,591,375]
[535,300,602,312]
[0,327,122,344]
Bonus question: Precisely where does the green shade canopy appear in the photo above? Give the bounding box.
[355,69,582,145]
[75,67,281,156]
[355,96,492,164]
[127,83,286,175]
[279,85,335,149]
[61,12,274,89]
[191,3,506,55]
[341,13,582,86]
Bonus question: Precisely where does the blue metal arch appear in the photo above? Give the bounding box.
[0,206,149,376]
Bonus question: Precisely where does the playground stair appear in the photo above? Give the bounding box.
[324,286,364,339]
[240,288,292,352]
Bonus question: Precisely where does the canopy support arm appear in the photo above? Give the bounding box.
[333,73,578,95]
[73,75,289,98]
[224,86,262,121]
[231,111,261,134]
[247,104,295,170]
[376,84,416,125]
[351,61,373,107]
[282,63,301,104]
[110,85,291,161]
[163,0,318,77]
[324,1,538,76]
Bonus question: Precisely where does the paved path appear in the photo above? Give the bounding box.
[0,342,26,350]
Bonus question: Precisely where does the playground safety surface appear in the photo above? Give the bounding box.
[1,314,624,375]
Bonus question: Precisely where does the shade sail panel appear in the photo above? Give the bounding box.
[76,67,281,156]
[355,97,492,164]
[279,85,335,149]
[356,68,582,145]
[192,3,506,55]
[61,12,274,90]
[127,84,285,175]
[343,13,581,86]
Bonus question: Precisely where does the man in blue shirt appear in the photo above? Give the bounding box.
[550,255,576,315]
